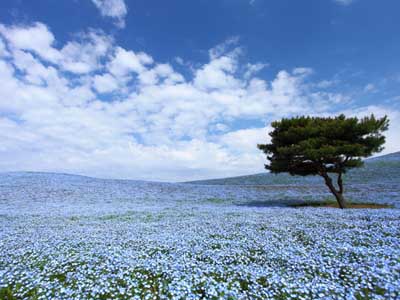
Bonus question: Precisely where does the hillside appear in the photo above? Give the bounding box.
[186,151,400,186]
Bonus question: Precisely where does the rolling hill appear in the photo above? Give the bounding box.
[186,151,400,186]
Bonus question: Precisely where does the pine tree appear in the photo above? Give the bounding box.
[258,114,389,208]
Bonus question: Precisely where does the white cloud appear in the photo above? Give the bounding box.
[91,0,128,28]
[333,0,354,6]
[0,23,113,75]
[364,83,377,93]
[11,50,54,85]
[0,37,9,57]
[93,73,119,93]
[315,79,337,89]
[219,127,268,153]
[0,22,61,63]
[293,67,314,76]
[175,56,184,65]
[108,46,153,78]
[0,23,398,181]
[194,53,241,91]
[244,62,268,79]
[60,30,113,74]
[209,36,240,59]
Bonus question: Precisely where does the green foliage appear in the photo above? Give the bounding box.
[0,287,16,300]
[258,114,389,176]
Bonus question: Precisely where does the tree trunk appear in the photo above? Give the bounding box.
[321,173,347,209]
[337,172,344,194]
[333,191,347,209]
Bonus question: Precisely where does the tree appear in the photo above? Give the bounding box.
[258,114,389,209]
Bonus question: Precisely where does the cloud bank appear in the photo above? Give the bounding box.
[0,22,397,181]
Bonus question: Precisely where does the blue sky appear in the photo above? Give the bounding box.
[0,0,399,181]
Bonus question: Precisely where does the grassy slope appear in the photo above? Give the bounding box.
[186,151,400,186]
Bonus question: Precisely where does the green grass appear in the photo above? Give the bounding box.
[0,287,16,300]
[205,198,226,204]
[290,198,393,209]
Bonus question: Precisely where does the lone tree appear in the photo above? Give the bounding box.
[258,114,389,209]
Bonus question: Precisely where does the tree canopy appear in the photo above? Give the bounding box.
[258,114,389,208]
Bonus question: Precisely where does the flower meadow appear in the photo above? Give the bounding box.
[0,172,399,300]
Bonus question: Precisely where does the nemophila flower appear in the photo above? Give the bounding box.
[0,174,399,299]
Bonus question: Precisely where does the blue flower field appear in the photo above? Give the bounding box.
[0,153,399,299]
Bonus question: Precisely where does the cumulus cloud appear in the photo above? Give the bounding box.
[93,73,119,93]
[219,127,269,155]
[0,22,61,63]
[194,54,242,91]
[0,23,113,75]
[91,0,128,28]
[0,22,398,181]
[60,30,113,74]
[108,46,153,77]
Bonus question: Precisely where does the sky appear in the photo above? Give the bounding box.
[0,0,399,181]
